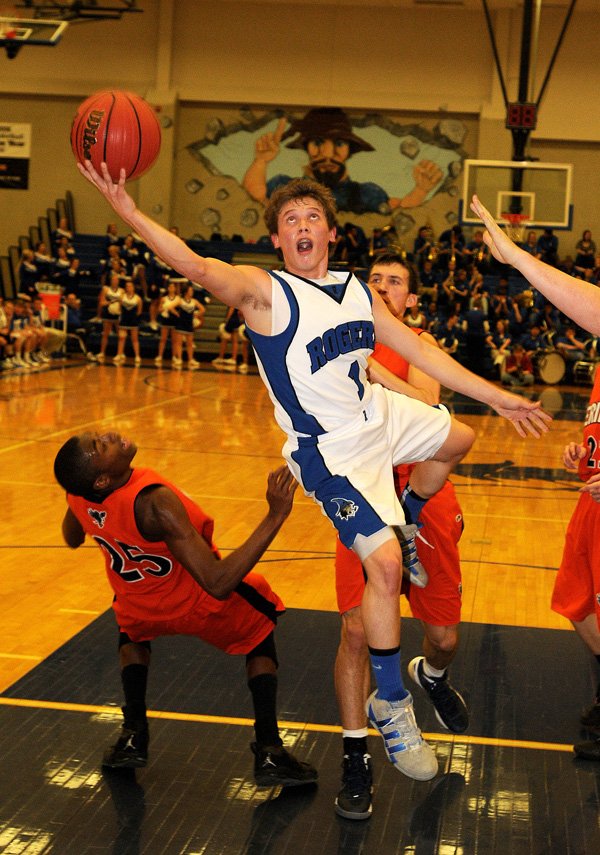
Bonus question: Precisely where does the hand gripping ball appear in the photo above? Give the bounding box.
[71,90,161,182]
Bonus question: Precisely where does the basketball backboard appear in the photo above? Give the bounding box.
[459,159,573,230]
[0,17,68,58]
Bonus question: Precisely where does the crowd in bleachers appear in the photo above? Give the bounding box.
[389,223,600,385]
[2,213,599,384]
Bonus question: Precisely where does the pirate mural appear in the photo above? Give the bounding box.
[182,105,473,243]
[243,108,444,215]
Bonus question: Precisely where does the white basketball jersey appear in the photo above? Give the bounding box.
[245,269,375,438]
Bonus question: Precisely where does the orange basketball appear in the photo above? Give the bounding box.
[70,90,161,182]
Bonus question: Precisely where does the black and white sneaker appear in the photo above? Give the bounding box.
[408,656,469,734]
[398,524,428,588]
[335,752,373,820]
[102,725,149,769]
[251,742,318,788]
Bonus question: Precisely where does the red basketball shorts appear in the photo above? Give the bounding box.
[552,491,600,626]
[116,572,285,655]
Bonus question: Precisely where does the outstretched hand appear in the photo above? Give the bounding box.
[492,391,553,438]
[266,465,298,519]
[470,194,522,267]
[77,159,136,220]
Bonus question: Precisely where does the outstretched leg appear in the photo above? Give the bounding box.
[102,636,151,769]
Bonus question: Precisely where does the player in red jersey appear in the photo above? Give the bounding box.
[334,254,468,820]
[53,431,317,787]
[552,369,600,761]
[470,195,600,762]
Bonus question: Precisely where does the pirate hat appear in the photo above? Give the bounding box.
[282,108,374,155]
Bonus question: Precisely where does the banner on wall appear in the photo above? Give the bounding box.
[0,123,31,190]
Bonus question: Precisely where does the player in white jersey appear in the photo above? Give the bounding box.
[78,163,550,781]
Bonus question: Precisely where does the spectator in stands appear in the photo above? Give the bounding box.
[556,326,587,367]
[413,225,435,270]
[521,323,545,360]
[521,230,540,257]
[145,253,170,330]
[52,246,73,291]
[437,312,461,358]
[369,226,389,258]
[0,298,14,370]
[404,299,428,330]
[501,344,534,387]
[343,222,369,269]
[213,306,248,371]
[437,224,465,271]
[104,222,122,254]
[560,256,577,277]
[155,280,181,367]
[464,229,490,273]
[536,228,559,267]
[468,269,489,316]
[52,216,73,250]
[173,282,205,371]
[30,296,64,361]
[439,260,464,317]
[490,276,511,323]
[9,299,37,368]
[418,258,438,302]
[486,318,511,378]
[95,274,124,363]
[507,291,532,342]
[574,230,596,277]
[113,279,143,366]
[17,249,41,302]
[462,296,490,376]
[33,241,55,281]
[55,235,76,260]
[65,293,84,333]
[121,233,147,295]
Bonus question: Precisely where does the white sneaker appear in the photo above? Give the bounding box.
[38,352,51,363]
[188,359,200,370]
[223,358,237,366]
[366,690,437,781]
[154,355,162,365]
[171,359,182,370]
[172,356,183,365]
[238,363,249,374]
[96,352,105,362]
[212,357,225,365]
[13,356,27,367]
[134,356,142,366]
[1,358,15,370]
[112,354,124,364]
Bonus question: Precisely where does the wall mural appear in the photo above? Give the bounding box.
[174,106,476,251]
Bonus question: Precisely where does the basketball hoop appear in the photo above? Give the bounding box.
[501,212,530,244]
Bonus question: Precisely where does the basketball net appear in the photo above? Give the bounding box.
[501,213,529,244]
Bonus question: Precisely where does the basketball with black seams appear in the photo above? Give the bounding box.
[71,90,161,182]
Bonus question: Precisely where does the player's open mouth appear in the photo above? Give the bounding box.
[297,239,313,253]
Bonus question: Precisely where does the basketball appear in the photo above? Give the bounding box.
[70,90,161,182]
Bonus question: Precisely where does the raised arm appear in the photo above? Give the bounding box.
[371,290,551,438]
[136,466,297,600]
[470,194,600,336]
[77,161,270,310]
[368,331,440,406]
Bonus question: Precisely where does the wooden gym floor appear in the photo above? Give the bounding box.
[0,357,599,854]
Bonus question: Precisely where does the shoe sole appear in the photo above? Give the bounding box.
[334,799,372,821]
[408,658,469,734]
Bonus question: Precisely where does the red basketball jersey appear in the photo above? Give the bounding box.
[578,369,600,482]
[68,467,220,623]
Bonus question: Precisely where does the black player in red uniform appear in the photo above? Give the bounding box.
[54,431,317,787]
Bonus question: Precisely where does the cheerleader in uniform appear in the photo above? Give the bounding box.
[155,280,180,367]
[95,274,124,362]
[173,282,205,370]
[114,280,143,365]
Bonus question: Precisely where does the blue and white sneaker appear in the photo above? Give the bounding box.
[398,523,428,588]
[366,690,437,781]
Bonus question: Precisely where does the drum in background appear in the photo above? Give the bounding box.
[534,350,566,385]
[573,360,599,385]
